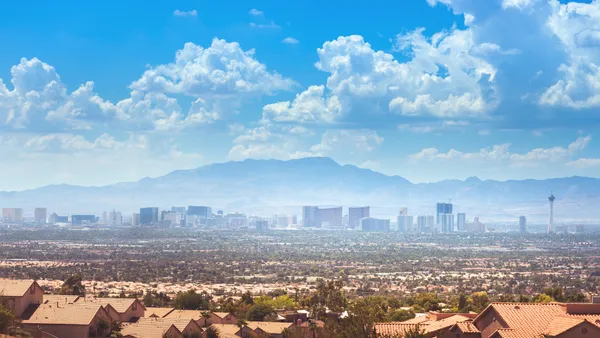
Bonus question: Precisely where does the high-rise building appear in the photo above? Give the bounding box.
[457,213,466,231]
[132,213,140,226]
[48,213,69,224]
[318,207,343,228]
[397,215,413,233]
[466,217,486,232]
[140,207,159,225]
[441,213,454,232]
[255,220,269,231]
[2,208,23,222]
[71,214,96,225]
[302,206,319,227]
[186,206,212,226]
[519,216,527,233]
[348,207,370,229]
[436,203,453,224]
[548,193,555,233]
[360,217,390,232]
[34,208,47,223]
[575,224,585,233]
[171,206,186,214]
[108,210,122,226]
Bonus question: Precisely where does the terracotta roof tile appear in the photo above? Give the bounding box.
[374,323,426,336]
[544,316,585,336]
[84,297,145,313]
[454,321,480,334]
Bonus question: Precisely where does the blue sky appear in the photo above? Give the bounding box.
[1,0,600,190]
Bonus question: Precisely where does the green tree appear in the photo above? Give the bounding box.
[247,303,275,321]
[174,289,212,310]
[533,293,555,303]
[0,304,16,334]
[58,274,86,295]
[201,311,212,327]
[389,309,415,322]
[471,291,490,313]
[305,279,347,320]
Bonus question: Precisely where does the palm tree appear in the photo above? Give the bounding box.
[201,311,211,327]
[236,319,248,338]
[205,326,220,338]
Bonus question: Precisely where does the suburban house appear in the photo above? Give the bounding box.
[213,311,238,325]
[375,311,478,337]
[0,279,44,317]
[21,302,113,338]
[121,317,203,338]
[246,321,294,338]
[146,306,176,318]
[84,297,146,322]
[469,301,600,338]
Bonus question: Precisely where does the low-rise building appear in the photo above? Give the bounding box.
[21,303,113,338]
[0,279,43,317]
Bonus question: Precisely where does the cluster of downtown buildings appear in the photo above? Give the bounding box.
[301,203,486,233]
[0,194,586,233]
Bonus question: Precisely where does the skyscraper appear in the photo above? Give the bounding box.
[348,207,370,229]
[140,207,159,225]
[457,213,466,231]
[132,213,140,226]
[397,215,413,233]
[34,208,47,223]
[186,206,212,226]
[398,207,408,216]
[441,213,455,232]
[519,216,527,233]
[436,203,453,224]
[359,217,390,232]
[302,206,319,227]
[318,207,343,228]
[548,193,555,233]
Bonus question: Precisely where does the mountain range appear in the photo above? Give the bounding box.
[1,157,599,222]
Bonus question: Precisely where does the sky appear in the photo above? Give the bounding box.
[1,0,600,190]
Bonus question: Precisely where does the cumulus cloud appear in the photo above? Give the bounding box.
[131,39,295,97]
[262,85,341,123]
[410,135,591,165]
[0,58,117,130]
[313,31,497,118]
[282,37,299,44]
[248,8,263,16]
[173,9,197,17]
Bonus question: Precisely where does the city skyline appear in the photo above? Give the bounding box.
[2,1,600,191]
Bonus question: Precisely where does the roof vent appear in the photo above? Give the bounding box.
[514,306,520,310]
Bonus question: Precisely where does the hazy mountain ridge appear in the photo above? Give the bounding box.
[1,157,599,221]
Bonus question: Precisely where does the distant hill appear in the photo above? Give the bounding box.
[1,157,599,221]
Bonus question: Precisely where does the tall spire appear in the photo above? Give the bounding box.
[548,192,555,233]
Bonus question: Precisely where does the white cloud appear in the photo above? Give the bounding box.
[173,10,197,17]
[312,31,497,118]
[229,125,383,165]
[262,85,342,123]
[0,58,117,130]
[502,0,537,10]
[567,158,600,168]
[282,37,299,44]
[410,136,591,166]
[248,9,263,16]
[310,129,384,155]
[131,39,295,98]
[0,132,203,190]
[249,21,280,29]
